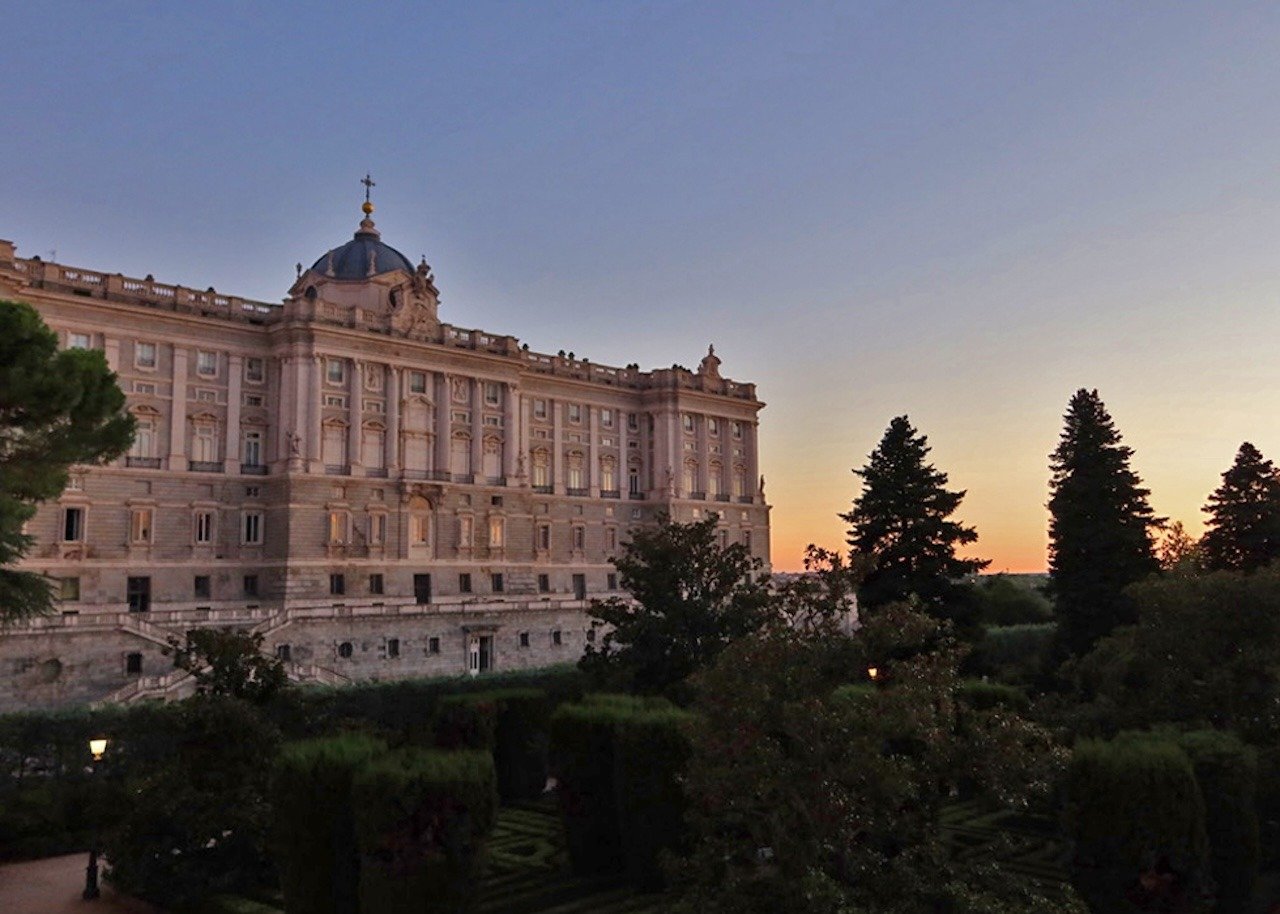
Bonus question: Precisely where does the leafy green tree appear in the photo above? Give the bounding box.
[1047,390,1161,656]
[0,301,133,621]
[841,415,988,626]
[672,605,1076,914]
[580,513,769,698]
[972,574,1053,626]
[164,628,287,704]
[1200,442,1280,572]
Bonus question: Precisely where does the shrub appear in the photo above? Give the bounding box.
[352,749,497,914]
[549,697,640,875]
[1064,736,1210,914]
[970,623,1056,684]
[104,698,281,909]
[483,688,552,801]
[431,694,497,751]
[1177,731,1258,914]
[613,707,695,891]
[271,734,386,914]
[955,680,1030,713]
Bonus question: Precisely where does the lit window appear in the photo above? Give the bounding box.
[567,454,585,490]
[68,332,92,350]
[194,510,215,544]
[326,359,346,385]
[242,510,263,545]
[489,516,505,548]
[245,358,265,383]
[532,450,550,488]
[129,508,153,544]
[368,513,387,546]
[411,513,432,546]
[600,458,617,492]
[135,342,157,369]
[196,351,217,376]
[409,371,427,393]
[328,511,348,544]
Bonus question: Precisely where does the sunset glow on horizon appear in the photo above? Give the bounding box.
[4,4,1280,576]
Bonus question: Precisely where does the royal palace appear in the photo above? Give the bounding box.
[0,196,770,711]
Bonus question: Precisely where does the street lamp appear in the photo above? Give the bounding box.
[83,736,109,900]
[867,666,879,682]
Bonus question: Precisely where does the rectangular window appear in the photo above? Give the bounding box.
[519,631,530,648]
[242,510,263,545]
[125,652,143,675]
[62,506,85,542]
[410,513,431,546]
[243,394,264,407]
[194,510,214,544]
[483,382,500,406]
[428,637,440,655]
[324,394,347,408]
[196,350,217,376]
[330,574,345,596]
[572,526,586,550]
[243,430,263,467]
[276,644,291,662]
[126,576,151,613]
[369,573,384,595]
[537,524,551,551]
[130,508,153,544]
[243,574,259,597]
[245,357,264,383]
[567,403,582,423]
[743,531,752,551]
[708,418,719,437]
[193,575,211,598]
[135,341,157,369]
[459,573,472,594]
[538,574,550,593]
[534,399,547,419]
[732,421,743,439]
[368,513,386,546]
[326,359,346,384]
[387,638,400,659]
[607,573,618,591]
[59,577,80,601]
[683,413,694,433]
[552,630,562,647]
[491,573,504,593]
[458,515,473,548]
[69,332,92,350]
[409,371,427,393]
[627,412,639,431]
[245,486,260,498]
[488,516,505,548]
[328,511,347,544]
[601,408,614,427]
[605,527,617,551]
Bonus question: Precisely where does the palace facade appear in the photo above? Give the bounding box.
[0,200,769,711]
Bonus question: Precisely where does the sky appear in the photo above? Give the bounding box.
[4,2,1280,572]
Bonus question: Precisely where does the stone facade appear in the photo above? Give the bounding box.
[0,202,770,711]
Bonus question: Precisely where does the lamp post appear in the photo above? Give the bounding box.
[867,666,879,682]
[83,736,109,900]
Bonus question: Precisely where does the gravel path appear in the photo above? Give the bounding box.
[0,854,161,914]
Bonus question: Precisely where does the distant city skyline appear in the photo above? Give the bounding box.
[5,3,1280,572]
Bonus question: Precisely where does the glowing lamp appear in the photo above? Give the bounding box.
[867,667,879,682]
[88,737,108,761]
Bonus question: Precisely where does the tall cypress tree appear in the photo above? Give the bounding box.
[842,416,988,623]
[1048,389,1161,656]
[1200,442,1280,572]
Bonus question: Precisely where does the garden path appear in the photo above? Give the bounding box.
[0,853,161,914]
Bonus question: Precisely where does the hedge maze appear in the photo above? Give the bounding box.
[940,798,1073,895]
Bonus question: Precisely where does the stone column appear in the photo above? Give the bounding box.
[747,420,760,504]
[168,346,188,471]
[348,359,363,473]
[470,379,483,481]
[552,400,564,494]
[588,406,600,497]
[306,356,322,472]
[275,356,293,465]
[502,383,519,480]
[226,354,243,473]
[434,372,451,477]
[696,413,709,497]
[386,365,401,473]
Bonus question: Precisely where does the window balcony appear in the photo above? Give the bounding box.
[241,463,268,476]
[125,456,161,469]
[325,464,347,476]
[737,495,754,504]
[533,485,553,495]
[366,468,389,478]
[484,476,507,487]
[714,493,731,502]
[629,492,646,500]
[690,491,707,501]
[452,473,475,484]
[566,487,588,497]
[600,489,621,499]
[189,461,223,473]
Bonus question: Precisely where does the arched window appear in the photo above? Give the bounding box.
[709,460,724,498]
[129,408,160,458]
[567,451,585,490]
[190,414,220,463]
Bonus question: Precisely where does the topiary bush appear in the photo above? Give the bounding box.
[483,688,551,801]
[431,694,498,751]
[549,695,645,876]
[956,679,1030,713]
[352,748,497,914]
[1064,736,1210,914]
[1177,730,1258,914]
[271,734,386,914]
[613,706,695,891]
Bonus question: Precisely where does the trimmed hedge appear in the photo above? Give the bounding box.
[1064,736,1210,913]
[272,735,386,914]
[484,688,552,802]
[955,679,1030,713]
[352,749,497,914]
[1178,731,1258,914]
[613,707,694,891]
[432,694,498,751]
[549,696,647,875]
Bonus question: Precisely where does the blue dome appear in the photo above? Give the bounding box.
[312,219,414,280]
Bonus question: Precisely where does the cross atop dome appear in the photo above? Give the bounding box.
[361,173,376,215]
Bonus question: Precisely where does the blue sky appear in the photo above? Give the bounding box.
[5,2,1280,569]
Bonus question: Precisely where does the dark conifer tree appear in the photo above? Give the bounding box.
[1047,389,1161,656]
[842,416,988,624]
[1200,442,1280,572]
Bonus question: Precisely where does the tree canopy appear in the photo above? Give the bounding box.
[841,415,988,624]
[1200,442,1280,573]
[0,301,134,621]
[1047,389,1161,657]
[579,513,769,698]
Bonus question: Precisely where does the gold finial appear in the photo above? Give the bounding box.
[361,173,376,214]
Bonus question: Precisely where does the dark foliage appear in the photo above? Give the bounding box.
[431,694,498,751]
[972,575,1053,626]
[842,416,988,631]
[483,688,552,802]
[1048,390,1161,657]
[1200,442,1280,572]
[166,628,287,704]
[1177,730,1259,914]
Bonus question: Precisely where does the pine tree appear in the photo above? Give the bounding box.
[1048,389,1161,656]
[0,301,134,621]
[1200,442,1280,572]
[842,416,988,621]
